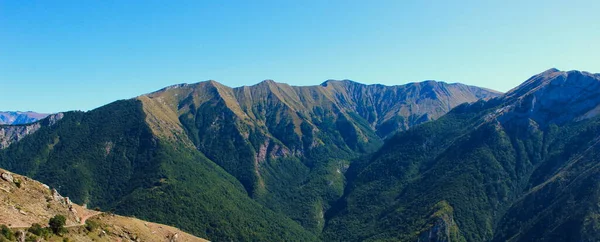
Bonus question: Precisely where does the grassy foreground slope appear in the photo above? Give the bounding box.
[0,167,207,241]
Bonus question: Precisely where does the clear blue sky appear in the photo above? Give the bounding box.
[1,0,598,113]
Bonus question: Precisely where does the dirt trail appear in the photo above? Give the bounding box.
[9,207,102,229]
[66,205,102,227]
[64,212,102,228]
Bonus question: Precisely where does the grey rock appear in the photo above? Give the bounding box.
[0,113,63,149]
[1,172,13,183]
[418,214,458,242]
[497,69,600,127]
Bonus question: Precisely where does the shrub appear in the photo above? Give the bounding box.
[28,223,48,236]
[25,234,39,242]
[85,220,99,232]
[48,215,66,235]
[13,179,21,188]
[0,225,14,240]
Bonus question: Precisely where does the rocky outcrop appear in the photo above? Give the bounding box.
[497,69,600,127]
[418,201,463,242]
[51,188,73,207]
[1,172,14,183]
[419,215,459,242]
[0,113,63,149]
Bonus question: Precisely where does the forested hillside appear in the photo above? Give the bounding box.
[324,69,600,241]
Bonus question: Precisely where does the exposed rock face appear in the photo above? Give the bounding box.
[418,201,462,242]
[0,111,48,125]
[51,188,73,207]
[1,172,14,183]
[497,69,600,127]
[320,79,501,136]
[0,123,42,149]
[419,216,455,242]
[0,113,63,149]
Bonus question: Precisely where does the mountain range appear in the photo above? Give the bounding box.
[324,69,600,241]
[1,69,599,241]
[0,112,48,125]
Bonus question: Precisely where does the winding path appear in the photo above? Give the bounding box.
[65,211,102,228]
[8,209,102,229]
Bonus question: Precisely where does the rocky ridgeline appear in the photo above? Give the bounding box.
[0,169,79,223]
[0,113,64,149]
[497,69,600,127]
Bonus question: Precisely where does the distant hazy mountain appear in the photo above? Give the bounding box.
[324,69,600,241]
[0,78,499,241]
[0,113,64,149]
[0,111,48,125]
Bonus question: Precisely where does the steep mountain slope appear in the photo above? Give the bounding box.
[138,79,499,232]
[323,69,600,241]
[0,111,48,125]
[0,100,316,241]
[0,79,497,240]
[0,168,207,241]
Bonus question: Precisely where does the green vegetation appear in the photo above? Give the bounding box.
[114,141,317,241]
[0,225,14,241]
[322,92,600,242]
[27,223,50,238]
[8,75,599,241]
[0,99,316,241]
[49,215,66,235]
[13,178,21,188]
[84,220,99,232]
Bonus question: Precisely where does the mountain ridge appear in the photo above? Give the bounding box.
[11,73,577,241]
[0,111,49,125]
[323,69,600,241]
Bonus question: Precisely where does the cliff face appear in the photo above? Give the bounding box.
[418,201,463,242]
[497,69,600,127]
[0,113,64,149]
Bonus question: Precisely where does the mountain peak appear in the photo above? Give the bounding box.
[320,79,361,87]
[497,69,600,126]
[255,79,276,85]
[543,67,560,73]
[505,69,597,98]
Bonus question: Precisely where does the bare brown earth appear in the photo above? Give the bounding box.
[0,168,208,241]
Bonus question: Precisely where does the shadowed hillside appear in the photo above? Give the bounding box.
[324,69,600,241]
